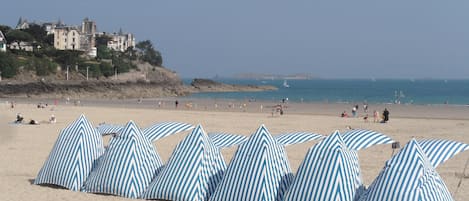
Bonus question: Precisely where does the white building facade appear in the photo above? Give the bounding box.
[107,31,136,52]
[54,27,81,50]
[0,31,6,52]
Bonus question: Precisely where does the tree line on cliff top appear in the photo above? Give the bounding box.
[0,24,163,79]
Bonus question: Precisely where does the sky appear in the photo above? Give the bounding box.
[2,0,469,79]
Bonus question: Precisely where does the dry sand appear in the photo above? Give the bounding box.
[1,100,468,201]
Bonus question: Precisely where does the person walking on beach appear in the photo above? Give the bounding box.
[382,108,390,123]
[352,105,358,117]
[373,110,379,122]
[363,102,368,113]
[175,100,179,109]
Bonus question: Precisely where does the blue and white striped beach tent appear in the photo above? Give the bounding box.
[34,114,104,191]
[96,123,123,135]
[284,129,393,201]
[359,139,469,201]
[84,121,163,199]
[143,122,194,142]
[275,131,324,146]
[143,125,246,201]
[210,125,322,201]
[208,132,248,148]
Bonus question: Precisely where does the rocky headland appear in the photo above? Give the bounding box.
[0,63,277,99]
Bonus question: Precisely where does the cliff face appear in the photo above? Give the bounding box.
[0,65,276,99]
[0,62,187,99]
[0,81,188,99]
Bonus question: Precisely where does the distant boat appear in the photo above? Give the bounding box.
[283,80,290,88]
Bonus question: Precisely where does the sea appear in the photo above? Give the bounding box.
[184,78,469,106]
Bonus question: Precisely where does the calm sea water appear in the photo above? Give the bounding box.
[184,79,469,105]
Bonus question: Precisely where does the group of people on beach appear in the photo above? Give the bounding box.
[14,112,56,125]
[341,103,390,123]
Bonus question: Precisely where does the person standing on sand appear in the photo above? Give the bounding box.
[373,110,379,122]
[363,102,368,113]
[175,100,179,109]
[352,105,357,117]
[382,108,390,123]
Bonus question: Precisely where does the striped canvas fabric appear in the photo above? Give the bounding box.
[84,121,163,199]
[143,125,227,201]
[34,114,104,191]
[275,132,323,146]
[417,139,469,168]
[208,132,248,148]
[210,125,293,201]
[143,122,194,141]
[284,130,393,201]
[359,139,458,201]
[342,129,394,150]
[96,124,123,135]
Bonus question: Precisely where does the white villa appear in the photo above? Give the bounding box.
[0,30,6,52]
[106,29,136,52]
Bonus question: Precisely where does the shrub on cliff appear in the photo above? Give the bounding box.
[0,52,19,78]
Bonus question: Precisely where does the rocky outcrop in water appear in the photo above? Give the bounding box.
[190,78,277,92]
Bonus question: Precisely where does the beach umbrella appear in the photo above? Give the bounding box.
[359,139,469,201]
[284,129,393,201]
[143,125,247,201]
[34,114,104,191]
[209,125,322,201]
[84,121,163,199]
[96,123,123,135]
[142,121,194,142]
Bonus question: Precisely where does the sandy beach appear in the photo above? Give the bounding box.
[1,99,468,201]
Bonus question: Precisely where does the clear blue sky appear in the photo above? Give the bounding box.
[2,0,469,79]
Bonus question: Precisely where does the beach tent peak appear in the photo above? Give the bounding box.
[359,138,455,201]
[143,124,226,201]
[84,120,163,199]
[210,124,293,201]
[34,114,104,191]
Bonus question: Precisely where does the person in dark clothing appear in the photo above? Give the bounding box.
[382,108,390,123]
[15,113,24,123]
[175,100,179,109]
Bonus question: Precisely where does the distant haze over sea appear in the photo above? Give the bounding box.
[229,73,315,80]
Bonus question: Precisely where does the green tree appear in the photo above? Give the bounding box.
[0,52,18,78]
[97,45,112,60]
[0,25,11,35]
[136,40,163,66]
[54,50,83,68]
[96,35,112,46]
[5,30,34,43]
[23,24,47,43]
[44,34,54,46]
[99,62,114,77]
